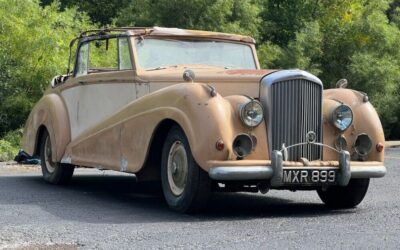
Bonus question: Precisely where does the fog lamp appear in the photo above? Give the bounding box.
[232,134,253,158]
[354,134,372,156]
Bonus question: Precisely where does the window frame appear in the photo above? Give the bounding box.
[73,34,134,77]
[132,36,259,71]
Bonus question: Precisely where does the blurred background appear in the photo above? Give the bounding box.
[1,0,400,161]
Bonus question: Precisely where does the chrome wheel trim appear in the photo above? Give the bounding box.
[167,141,188,196]
[44,136,56,174]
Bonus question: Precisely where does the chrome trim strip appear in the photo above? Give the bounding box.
[338,150,351,186]
[270,150,283,187]
[208,166,273,180]
[351,166,387,178]
[209,164,386,181]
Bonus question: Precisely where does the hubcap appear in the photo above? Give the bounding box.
[44,136,56,173]
[167,141,188,196]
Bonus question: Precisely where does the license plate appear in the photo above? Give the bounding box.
[282,169,337,185]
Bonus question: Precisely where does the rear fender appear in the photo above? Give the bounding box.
[22,94,70,162]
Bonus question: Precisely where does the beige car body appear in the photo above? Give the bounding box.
[22,27,386,186]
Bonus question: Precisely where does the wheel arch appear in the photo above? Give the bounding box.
[136,119,182,181]
[33,125,48,157]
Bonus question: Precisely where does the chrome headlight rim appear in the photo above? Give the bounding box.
[239,100,264,128]
[331,104,353,131]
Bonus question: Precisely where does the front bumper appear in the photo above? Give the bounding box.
[208,150,386,187]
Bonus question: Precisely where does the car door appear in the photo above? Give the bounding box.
[60,36,136,168]
[61,37,135,140]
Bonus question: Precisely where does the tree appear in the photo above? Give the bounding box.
[0,0,94,137]
[41,0,131,25]
[116,0,262,40]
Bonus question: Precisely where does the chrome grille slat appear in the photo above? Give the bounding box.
[270,79,322,161]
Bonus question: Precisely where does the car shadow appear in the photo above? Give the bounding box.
[0,173,356,224]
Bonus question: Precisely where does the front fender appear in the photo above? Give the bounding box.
[22,93,71,162]
[322,89,385,162]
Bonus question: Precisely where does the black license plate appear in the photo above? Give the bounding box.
[282,169,337,185]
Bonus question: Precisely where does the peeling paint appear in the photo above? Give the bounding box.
[120,157,128,172]
[60,156,72,164]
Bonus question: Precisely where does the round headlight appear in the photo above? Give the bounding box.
[331,104,353,131]
[240,100,264,127]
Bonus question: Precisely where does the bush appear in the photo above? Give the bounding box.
[3,129,23,148]
[0,129,22,161]
[0,0,94,137]
[0,139,18,162]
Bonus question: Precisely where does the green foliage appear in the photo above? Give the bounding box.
[0,0,94,137]
[0,129,22,161]
[0,139,17,162]
[388,0,400,27]
[116,0,262,40]
[3,129,23,149]
[41,0,131,25]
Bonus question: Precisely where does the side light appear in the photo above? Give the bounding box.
[239,100,264,127]
[331,104,353,131]
[215,139,225,151]
[376,142,384,152]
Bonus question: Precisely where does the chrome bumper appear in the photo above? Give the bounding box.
[208,150,386,187]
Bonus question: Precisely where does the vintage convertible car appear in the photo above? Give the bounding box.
[22,27,386,213]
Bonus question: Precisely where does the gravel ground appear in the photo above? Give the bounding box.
[0,148,399,249]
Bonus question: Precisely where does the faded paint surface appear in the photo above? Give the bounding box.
[22,27,385,180]
[61,82,136,140]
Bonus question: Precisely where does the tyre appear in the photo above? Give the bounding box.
[317,178,370,208]
[161,125,211,213]
[40,130,74,185]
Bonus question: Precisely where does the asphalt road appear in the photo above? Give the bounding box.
[0,149,399,249]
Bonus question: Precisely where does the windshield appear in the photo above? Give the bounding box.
[136,38,257,70]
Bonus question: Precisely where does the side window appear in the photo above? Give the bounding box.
[89,39,118,71]
[118,38,132,70]
[75,37,133,76]
[76,43,89,76]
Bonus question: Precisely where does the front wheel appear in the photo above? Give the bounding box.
[40,130,74,185]
[161,125,211,213]
[317,178,370,208]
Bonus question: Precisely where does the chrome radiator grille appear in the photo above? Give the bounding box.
[270,79,322,161]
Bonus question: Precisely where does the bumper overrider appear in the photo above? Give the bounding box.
[208,143,386,187]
